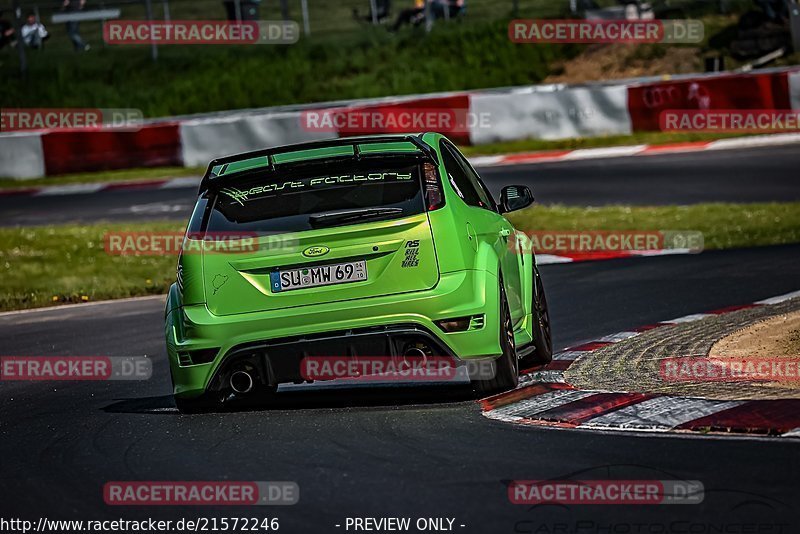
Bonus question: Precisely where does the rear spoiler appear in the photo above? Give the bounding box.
[199,135,439,193]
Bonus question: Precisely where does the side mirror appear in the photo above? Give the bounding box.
[500,185,534,213]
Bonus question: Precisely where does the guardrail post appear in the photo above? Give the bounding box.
[143,0,158,61]
[425,0,432,32]
[12,0,27,75]
[301,0,310,35]
[790,0,800,53]
[369,0,378,24]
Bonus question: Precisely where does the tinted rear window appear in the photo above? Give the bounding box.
[206,162,424,234]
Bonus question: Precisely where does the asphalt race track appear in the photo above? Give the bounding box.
[1,144,799,226]
[2,245,800,532]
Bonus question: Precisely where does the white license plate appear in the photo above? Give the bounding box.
[270,260,367,293]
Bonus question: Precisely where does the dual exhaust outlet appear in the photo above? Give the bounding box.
[227,346,430,394]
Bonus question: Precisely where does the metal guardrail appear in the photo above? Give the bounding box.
[51,8,121,23]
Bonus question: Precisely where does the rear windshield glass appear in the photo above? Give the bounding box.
[206,162,423,234]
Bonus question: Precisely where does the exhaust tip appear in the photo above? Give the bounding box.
[230,370,254,394]
[402,346,428,367]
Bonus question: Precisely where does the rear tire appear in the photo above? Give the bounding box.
[472,275,519,395]
[519,265,553,368]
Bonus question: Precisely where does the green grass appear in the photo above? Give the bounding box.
[0,222,182,311]
[3,14,576,117]
[0,166,203,189]
[3,202,800,311]
[508,203,800,251]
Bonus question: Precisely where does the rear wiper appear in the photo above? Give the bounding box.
[309,207,404,228]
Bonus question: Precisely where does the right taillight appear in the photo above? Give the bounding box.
[423,162,445,211]
[176,252,184,293]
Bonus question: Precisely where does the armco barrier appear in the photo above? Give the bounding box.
[469,85,632,144]
[0,133,45,179]
[791,70,800,111]
[179,112,329,168]
[2,66,799,179]
[334,94,473,145]
[41,123,182,175]
[628,71,793,131]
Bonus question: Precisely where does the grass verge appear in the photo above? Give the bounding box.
[2,202,800,311]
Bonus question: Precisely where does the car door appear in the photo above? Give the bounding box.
[441,142,525,325]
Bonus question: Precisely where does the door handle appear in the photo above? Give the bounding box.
[499,228,512,238]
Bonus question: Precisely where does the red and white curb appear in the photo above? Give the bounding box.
[535,248,697,265]
[469,133,800,168]
[483,289,800,438]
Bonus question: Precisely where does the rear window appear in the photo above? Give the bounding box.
[205,162,424,234]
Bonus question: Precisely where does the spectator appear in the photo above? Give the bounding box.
[430,0,465,20]
[21,13,49,49]
[0,12,16,49]
[353,0,392,24]
[390,0,425,31]
[62,0,90,51]
[755,0,789,22]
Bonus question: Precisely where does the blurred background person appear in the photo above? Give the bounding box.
[62,0,89,51]
[390,0,425,31]
[0,11,16,49]
[430,0,465,20]
[20,13,48,49]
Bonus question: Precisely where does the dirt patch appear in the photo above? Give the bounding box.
[709,311,800,391]
[565,297,800,400]
[544,44,702,84]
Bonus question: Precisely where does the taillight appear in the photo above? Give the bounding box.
[176,252,184,293]
[423,162,445,211]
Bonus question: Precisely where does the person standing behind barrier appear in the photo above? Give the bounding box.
[430,0,465,20]
[390,0,425,31]
[62,0,90,51]
[21,13,49,49]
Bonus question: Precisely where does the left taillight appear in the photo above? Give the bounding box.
[423,162,445,211]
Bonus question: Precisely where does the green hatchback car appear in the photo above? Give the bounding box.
[165,133,552,412]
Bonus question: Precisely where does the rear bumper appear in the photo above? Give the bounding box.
[166,269,501,398]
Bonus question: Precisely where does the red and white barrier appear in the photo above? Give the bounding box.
[790,70,800,111]
[469,84,632,144]
[2,67,798,179]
